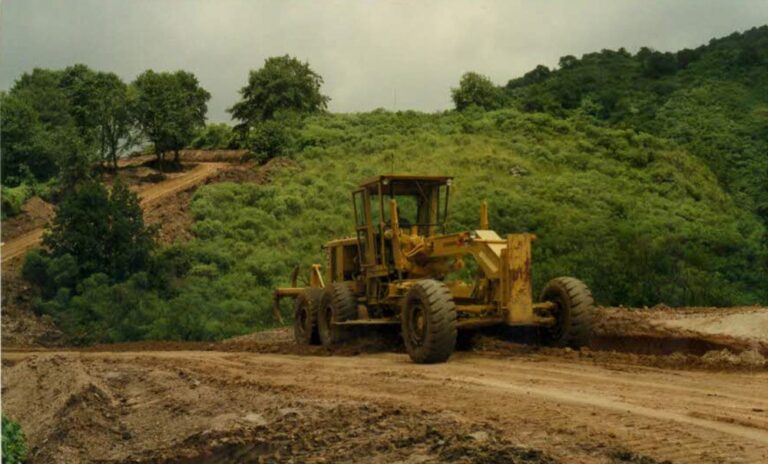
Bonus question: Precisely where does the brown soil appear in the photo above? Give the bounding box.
[140,157,296,245]
[1,196,54,242]
[3,342,766,464]
[0,271,63,347]
[3,307,768,463]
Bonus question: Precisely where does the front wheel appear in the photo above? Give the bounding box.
[539,277,595,347]
[401,279,457,363]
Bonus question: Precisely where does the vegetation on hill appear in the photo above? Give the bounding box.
[456,26,768,227]
[184,109,766,313]
[9,28,768,343]
[2,414,28,464]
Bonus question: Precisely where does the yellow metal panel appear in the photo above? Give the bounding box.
[505,234,534,324]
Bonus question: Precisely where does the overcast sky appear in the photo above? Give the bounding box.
[2,0,767,122]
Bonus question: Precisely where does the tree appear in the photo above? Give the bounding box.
[451,72,503,111]
[505,65,551,90]
[42,180,154,281]
[92,73,135,169]
[131,70,210,167]
[1,69,88,186]
[0,92,55,184]
[228,55,329,131]
[1,65,134,186]
[558,55,579,70]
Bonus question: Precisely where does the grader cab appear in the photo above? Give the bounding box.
[274,175,595,363]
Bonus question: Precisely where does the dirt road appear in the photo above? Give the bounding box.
[0,162,228,264]
[3,345,767,464]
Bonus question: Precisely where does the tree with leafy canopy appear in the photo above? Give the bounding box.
[0,69,86,186]
[41,180,155,281]
[228,55,329,132]
[131,70,210,167]
[451,72,504,111]
[1,65,136,188]
[59,65,136,170]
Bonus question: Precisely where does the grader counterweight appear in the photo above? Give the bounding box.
[274,175,595,363]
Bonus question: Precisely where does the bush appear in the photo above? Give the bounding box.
[190,123,240,149]
[247,119,295,161]
[2,414,28,464]
[1,183,33,219]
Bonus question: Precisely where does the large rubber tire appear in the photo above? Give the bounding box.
[294,288,323,346]
[318,283,358,347]
[401,279,457,364]
[539,277,594,348]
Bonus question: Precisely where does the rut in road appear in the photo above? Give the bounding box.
[0,162,228,264]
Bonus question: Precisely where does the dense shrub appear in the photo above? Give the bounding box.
[190,123,241,149]
[1,183,33,219]
[2,414,28,464]
[247,120,294,161]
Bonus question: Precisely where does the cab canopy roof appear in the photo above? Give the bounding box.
[358,175,453,194]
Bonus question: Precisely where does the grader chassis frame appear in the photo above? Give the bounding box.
[274,175,594,363]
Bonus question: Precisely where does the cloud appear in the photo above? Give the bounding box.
[2,0,767,121]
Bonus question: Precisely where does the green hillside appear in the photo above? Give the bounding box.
[503,25,768,224]
[165,109,765,340]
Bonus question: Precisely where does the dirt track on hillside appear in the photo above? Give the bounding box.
[0,162,228,264]
[3,345,767,464]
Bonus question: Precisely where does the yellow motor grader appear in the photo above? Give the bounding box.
[274,175,595,363]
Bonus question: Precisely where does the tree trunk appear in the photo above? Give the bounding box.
[174,149,180,164]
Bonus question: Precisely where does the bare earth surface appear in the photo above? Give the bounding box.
[3,306,768,464]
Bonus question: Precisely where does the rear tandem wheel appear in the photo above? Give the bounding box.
[294,288,324,345]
